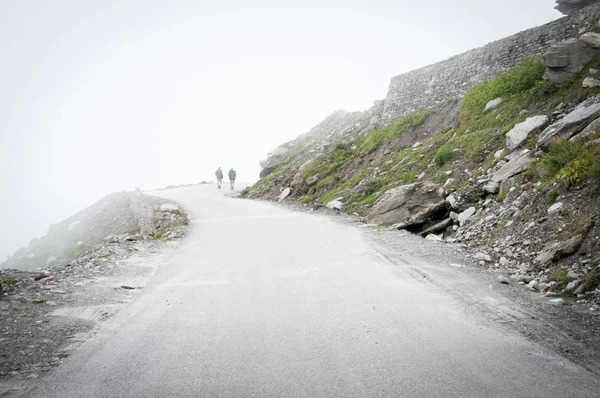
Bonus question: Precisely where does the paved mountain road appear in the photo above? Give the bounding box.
[29,184,600,397]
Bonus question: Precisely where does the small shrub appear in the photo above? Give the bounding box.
[579,271,600,293]
[537,138,600,187]
[434,146,455,166]
[333,142,345,151]
[592,25,600,34]
[550,269,570,289]
[154,229,166,240]
[546,189,558,204]
[496,190,509,203]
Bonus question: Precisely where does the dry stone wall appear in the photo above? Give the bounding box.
[380,4,600,125]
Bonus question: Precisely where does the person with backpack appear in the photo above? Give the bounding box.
[215,167,224,189]
[228,168,237,190]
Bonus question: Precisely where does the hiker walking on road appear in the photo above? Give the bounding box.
[228,168,237,190]
[215,167,224,189]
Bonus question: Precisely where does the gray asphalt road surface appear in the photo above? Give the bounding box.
[29,184,600,397]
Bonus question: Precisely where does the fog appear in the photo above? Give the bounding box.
[0,0,560,259]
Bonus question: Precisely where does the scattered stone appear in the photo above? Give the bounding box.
[278,188,292,202]
[566,280,580,291]
[497,275,510,284]
[505,116,549,151]
[483,181,500,194]
[485,97,502,111]
[547,202,564,214]
[582,77,600,88]
[306,175,319,185]
[535,234,584,264]
[491,150,534,183]
[425,234,443,241]
[499,257,510,266]
[159,204,180,213]
[528,280,539,291]
[457,207,477,226]
[326,200,345,212]
[538,102,600,148]
[474,252,492,262]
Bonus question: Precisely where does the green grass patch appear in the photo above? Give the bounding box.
[496,189,509,203]
[434,146,455,166]
[536,139,600,187]
[353,109,429,154]
[550,269,570,290]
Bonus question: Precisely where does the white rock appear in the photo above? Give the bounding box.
[278,188,291,202]
[458,207,476,226]
[326,200,344,212]
[582,77,600,88]
[474,252,492,262]
[499,257,510,266]
[485,97,502,111]
[505,116,549,151]
[548,202,563,214]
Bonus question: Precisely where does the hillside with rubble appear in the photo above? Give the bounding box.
[242,27,600,310]
[0,192,189,391]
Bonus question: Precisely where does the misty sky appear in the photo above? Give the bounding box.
[0,0,561,259]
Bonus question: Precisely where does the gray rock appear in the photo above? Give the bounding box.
[556,0,600,15]
[483,181,500,194]
[497,275,510,284]
[528,280,539,291]
[538,102,600,148]
[449,211,459,222]
[278,188,291,202]
[542,39,598,86]
[458,207,476,226]
[583,77,600,88]
[367,182,447,227]
[419,218,453,236]
[535,234,584,264]
[499,257,510,266]
[491,150,534,183]
[570,116,600,142]
[566,280,580,291]
[326,200,344,212]
[499,176,518,194]
[547,202,564,214]
[474,252,492,262]
[505,116,549,151]
[305,175,319,186]
[581,31,600,48]
[159,204,180,213]
[485,97,502,111]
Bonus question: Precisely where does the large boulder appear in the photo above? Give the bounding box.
[580,32,600,49]
[490,149,534,183]
[570,115,600,142]
[555,0,600,15]
[537,102,600,148]
[367,183,448,228]
[505,116,549,151]
[535,234,584,264]
[542,39,597,86]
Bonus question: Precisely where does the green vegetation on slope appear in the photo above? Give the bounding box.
[246,54,600,215]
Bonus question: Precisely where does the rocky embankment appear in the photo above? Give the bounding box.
[243,32,600,316]
[0,192,188,396]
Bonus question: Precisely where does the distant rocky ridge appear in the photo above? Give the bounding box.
[2,192,188,271]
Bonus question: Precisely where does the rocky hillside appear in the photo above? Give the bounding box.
[2,192,188,271]
[556,0,600,15]
[243,31,600,310]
